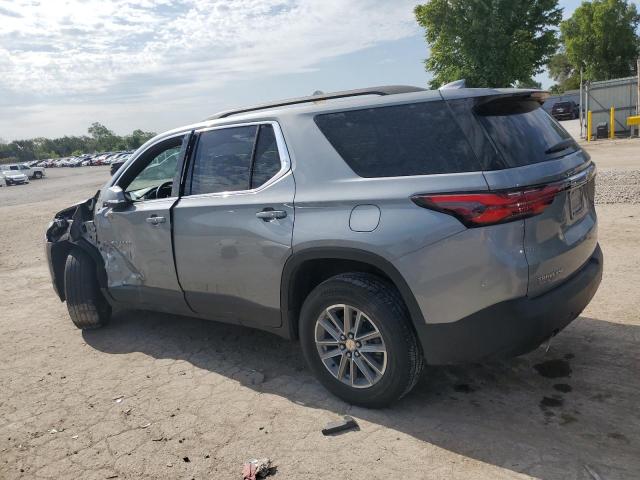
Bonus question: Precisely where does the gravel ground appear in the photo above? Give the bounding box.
[1,147,639,480]
[596,169,640,204]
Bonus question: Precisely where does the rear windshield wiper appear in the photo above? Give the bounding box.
[544,138,577,155]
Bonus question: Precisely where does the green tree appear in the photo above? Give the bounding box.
[415,0,562,88]
[0,124,157,163]
[560,0,640,81]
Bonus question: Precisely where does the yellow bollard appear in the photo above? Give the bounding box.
[587,111,592,141]
[610,106,615,139]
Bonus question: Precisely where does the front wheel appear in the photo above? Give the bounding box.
[299,273,424,408]
[64,248,111,329]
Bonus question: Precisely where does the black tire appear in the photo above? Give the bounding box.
[299,273,424,408]
[64,248,111,329]
[34,171,43,179]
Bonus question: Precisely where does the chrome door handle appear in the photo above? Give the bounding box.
[145,215,166,225]
[256,209,287,221]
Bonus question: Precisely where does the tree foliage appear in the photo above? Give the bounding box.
[560,0,640,82]
[0,123,156,164]
[415,0,562,88]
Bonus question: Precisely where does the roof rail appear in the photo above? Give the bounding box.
[206,85,426,120]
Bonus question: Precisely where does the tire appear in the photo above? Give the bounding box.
[64,248,111,329]
[34,171,42,179]
[299,273,424,408]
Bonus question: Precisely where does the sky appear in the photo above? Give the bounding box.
[0,0,633,140]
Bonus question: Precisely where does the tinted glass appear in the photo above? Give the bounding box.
[251,125,281,188]
[478,106,575,167]
[189,126,257,195]
[314,101,480,177]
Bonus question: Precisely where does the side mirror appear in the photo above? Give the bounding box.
[102,186,131,211]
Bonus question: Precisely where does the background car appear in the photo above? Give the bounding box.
[551,101,579,121]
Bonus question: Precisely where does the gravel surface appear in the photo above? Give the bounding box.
[596,169,640,204]
[1,157,639,479]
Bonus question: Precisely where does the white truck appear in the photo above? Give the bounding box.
[3,163,46,179]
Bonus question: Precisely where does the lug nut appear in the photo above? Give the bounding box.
[340,334,347,341]
[355,351,360,357]
[348,333,354,339]
[355,341,361,348]
[346,352,352,358]
[339,344,346,350]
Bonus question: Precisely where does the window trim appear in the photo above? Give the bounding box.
[115,133,188,204]
[183,121,291,199]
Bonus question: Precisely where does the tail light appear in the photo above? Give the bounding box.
[411,184,562,227]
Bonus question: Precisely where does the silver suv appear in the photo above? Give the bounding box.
[46,85,602,407]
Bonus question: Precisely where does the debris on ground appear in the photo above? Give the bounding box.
[584,464,603,480]
[242,458,275,479]
[321,416,359,436]
[234,369,265,386]
[139,423,151,429]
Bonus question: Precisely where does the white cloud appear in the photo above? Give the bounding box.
[0,0,419,100]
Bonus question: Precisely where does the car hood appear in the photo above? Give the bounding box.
[1,171,27,179]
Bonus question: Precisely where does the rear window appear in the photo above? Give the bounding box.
[314,101,480,177]
[477,102,577,167]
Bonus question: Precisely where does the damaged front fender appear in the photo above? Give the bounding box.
[45,192,108,301]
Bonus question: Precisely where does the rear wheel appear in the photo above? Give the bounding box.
[64,248,111,329]
[34,171,43,179]
[299,273,423,408]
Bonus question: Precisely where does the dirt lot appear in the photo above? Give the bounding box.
[1,156,639,480]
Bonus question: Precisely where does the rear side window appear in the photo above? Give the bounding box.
[187,124,283,195]
[251,125,281,189]
[314,101,480,177]
[477,101,576,167]
[189,126,257,195]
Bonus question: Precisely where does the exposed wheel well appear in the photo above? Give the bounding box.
[286,257,403,339]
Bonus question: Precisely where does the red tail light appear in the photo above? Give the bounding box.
[411,184,562,227]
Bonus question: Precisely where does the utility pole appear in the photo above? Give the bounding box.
[580,66,584,138]
[637,58,639,116]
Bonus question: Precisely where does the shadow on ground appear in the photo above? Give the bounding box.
[84,312,640,480]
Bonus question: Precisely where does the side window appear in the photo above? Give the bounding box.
[250,125,282,189]
[189,126,257,195]
[124,138,183,201]
[314,101,480,177]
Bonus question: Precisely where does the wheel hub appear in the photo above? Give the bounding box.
[314,304,387,389]
[344,339,356,352]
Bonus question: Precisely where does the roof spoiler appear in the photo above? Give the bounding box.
[206,85,426,120]
[473,91,550,116]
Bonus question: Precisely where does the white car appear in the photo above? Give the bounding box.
[3,163,45,179]
[0,167,29,185]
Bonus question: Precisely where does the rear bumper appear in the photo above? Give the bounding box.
[418,244,603,364]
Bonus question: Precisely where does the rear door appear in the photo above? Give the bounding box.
[472,94,597,296]
[172,122,294,328]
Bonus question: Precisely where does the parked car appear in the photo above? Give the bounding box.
[551,101,579,121]
[0,166,29,185]
[3,163,45,179]
[45,85,602,407]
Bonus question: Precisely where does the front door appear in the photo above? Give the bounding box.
[172,123,294,328]
[95,134,192,314]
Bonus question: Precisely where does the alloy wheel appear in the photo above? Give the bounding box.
[314,304,387,388]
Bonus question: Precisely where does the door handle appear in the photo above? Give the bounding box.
[145,215,166,225]
[256,209,287,221]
